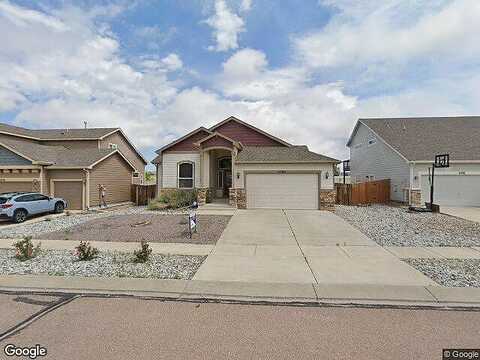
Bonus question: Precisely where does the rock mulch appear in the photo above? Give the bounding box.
[35,214,231,245]
[404,258,480,287]
[0,249,205,280]
[335,205,480,247]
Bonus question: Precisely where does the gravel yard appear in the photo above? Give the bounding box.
[404,258,480,287]
[35,214,231,244]
[336,204,480,247]
[0,249,205,280]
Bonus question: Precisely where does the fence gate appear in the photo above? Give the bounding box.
[132,184,156,205]
[336,179,390,205]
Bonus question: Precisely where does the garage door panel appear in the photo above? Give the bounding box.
[0,181,33,193]
[246,173,318,209]
[54,181,83,210]
[421,175,480,206]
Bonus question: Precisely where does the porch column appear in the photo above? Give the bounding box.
[201,151,210,188]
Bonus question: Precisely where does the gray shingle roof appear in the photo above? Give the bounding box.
[236,146,339,163]
[0,123,118,140]
[357,117,480,161]
[0,136,117,167]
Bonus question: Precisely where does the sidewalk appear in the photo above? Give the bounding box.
[1,275,480,308]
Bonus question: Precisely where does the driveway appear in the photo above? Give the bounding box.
[193,209,434,286]
[442,206,480,223]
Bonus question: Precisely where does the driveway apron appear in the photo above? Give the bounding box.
[193,209,435,286]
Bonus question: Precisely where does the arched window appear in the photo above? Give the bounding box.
[178,162,194,188]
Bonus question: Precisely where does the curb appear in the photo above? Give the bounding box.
[1,275,480,309]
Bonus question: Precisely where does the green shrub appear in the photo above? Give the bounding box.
[133,240,152,263]
[74,241,99,261]
[13,236,41,261]
[152,189,198,209]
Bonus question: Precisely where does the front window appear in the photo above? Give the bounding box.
[178,162,194,188]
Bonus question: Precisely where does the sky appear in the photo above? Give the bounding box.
[1,0,479,166]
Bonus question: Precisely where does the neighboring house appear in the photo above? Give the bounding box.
[153,116,339,210]
[347,116,480,206]
[0,123,147,210]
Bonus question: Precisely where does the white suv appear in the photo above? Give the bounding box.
[0,192,67,223]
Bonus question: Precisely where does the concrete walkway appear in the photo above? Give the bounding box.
[442,206,480,223]
[193,210,435,286]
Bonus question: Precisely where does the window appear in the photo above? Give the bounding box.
[132,172,139,178]
[178,162,194,188]
[367,138,376,146]
[218,157,231,170]
[366,175,375,181]
[15,195,35,202]
[31,194,49,201]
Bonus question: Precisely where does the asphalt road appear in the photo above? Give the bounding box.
[1,293,479,360]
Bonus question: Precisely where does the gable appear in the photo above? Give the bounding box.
[0,145,32,165]
[199,135,234,150]
[213,120,288,147]
[164,129,211,152]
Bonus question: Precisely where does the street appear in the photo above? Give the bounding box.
[1,292,479,360]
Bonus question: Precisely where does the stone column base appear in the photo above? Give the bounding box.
[410,189,421,206]
[229,188,246,209]
[196,188,209,206]
[320,189,336,211]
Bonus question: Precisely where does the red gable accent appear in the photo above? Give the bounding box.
[165,130,210,152]
[214,120,287,146]
[200,135,234,150]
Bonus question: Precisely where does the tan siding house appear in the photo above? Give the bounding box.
[0,123,146,210]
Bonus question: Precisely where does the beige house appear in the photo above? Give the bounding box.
[0,123,147,209]
[153,117,339,210]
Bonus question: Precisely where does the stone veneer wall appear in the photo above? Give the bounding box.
[320,189,336,211]
[229,188,246,209]
[196,187,209,206]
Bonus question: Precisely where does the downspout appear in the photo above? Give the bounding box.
[83,168,90,210]
[409,161,415,206]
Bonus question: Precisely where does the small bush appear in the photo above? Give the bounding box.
[133,240,152,263]
[147,199,170,211]
[13,236,41,261]
[74,241,99,261]
[153,189,198,210]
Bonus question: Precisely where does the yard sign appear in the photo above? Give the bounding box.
[189,211,197,238]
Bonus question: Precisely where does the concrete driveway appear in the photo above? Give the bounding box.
[442,206,480,223]
[193,209,434,286]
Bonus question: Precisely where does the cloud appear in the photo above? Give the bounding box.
[204,0,245,52]
[240,0,252,12]
[296,0,480,68]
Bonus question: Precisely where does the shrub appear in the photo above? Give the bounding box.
[13,236,41,261]
[153,189,198,209]
[133,240,152,263]
[74,241,99,261]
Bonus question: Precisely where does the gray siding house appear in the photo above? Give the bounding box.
[347,117,480,206]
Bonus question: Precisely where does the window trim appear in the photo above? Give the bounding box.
[177,161,195,189]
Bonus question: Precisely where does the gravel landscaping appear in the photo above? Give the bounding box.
[404,258,480,287]
[336,204,480,247]
[35,214,231,244]
[0,249,205,280]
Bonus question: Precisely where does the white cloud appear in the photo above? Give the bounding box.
[240,0,252,12]
[297,0,480,68]
[205,0,245,52]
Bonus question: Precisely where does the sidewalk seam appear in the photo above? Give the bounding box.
[424,286,440,302]
[282,210,319,285]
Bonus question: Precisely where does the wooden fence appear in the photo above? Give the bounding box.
[131,184,156,205]
[336,179,390,205]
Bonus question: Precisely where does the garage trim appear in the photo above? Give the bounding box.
[50,178,85,210]
[244,170,322,210]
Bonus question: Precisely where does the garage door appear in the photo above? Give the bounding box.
[246,173,319,209]
[0,181,33,193]
[421,175,480,206]
[54,181,83,210]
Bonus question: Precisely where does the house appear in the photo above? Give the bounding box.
[0,123,147,209]
[347,116,480,206]
[153,116,339,210]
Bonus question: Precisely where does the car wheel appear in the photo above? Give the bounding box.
[54,202,65,214]
[13,209,27,223]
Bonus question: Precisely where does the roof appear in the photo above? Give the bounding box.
[348,116,480,161]
[235,146,339,163]
[0,122,118,140]
[155,127,211,155]
[0,137,134,169]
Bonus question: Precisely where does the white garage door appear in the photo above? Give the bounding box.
[421,175,480,206]
[246,173,319,209]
